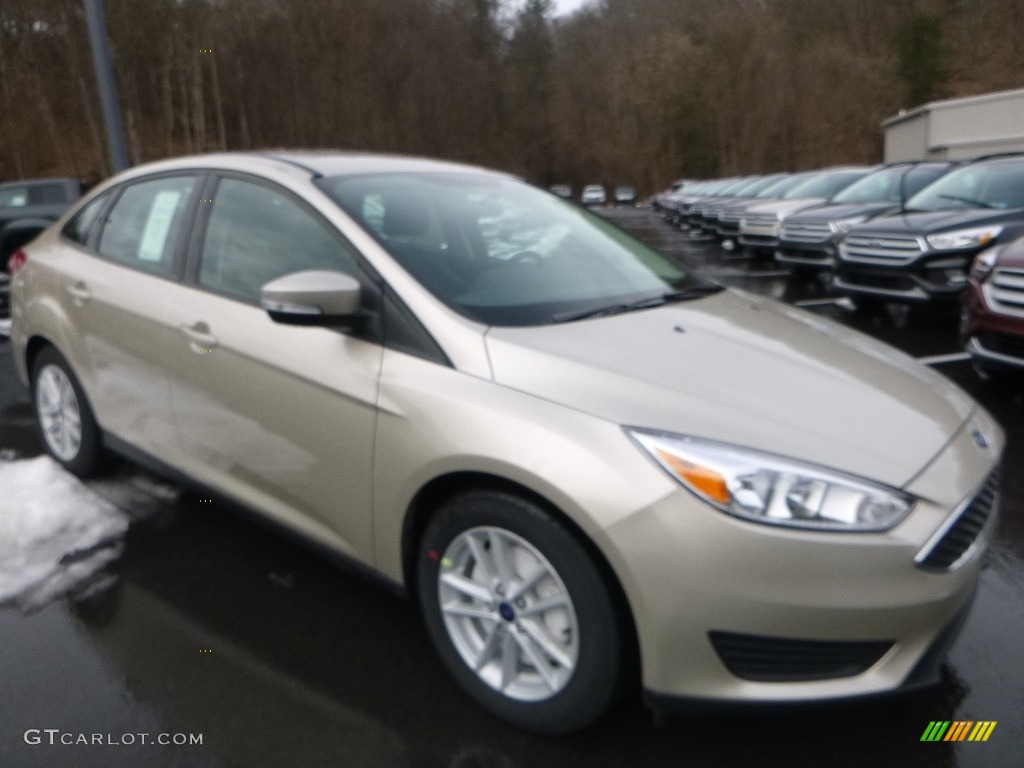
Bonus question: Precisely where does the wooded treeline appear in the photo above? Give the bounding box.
[2,0,1023,194]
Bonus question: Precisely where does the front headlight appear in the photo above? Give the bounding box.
[628,430,913,531]
[926,226,1002,251]
[970,245,1002,282]
[828,215,867,234]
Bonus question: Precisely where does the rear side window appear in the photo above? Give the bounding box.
[198,177,360,304]
[62,193,110,246]
[0,186,28,208]
[98,176,197,274]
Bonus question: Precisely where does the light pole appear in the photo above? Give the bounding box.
[83,0,129,172]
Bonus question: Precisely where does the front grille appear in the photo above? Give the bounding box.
[977,331,1024,360]
[709,631,893,682]
[990,267,1024,310]
[842,233,924,264]
[719,211,742,224]
[916,468,1000,572]
[742,213,779,228]
[781,221,832,243]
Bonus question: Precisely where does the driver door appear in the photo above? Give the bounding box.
[163,175,383,563]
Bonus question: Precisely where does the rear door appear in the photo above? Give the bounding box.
[163,174,383,563]
[56,173,201,461]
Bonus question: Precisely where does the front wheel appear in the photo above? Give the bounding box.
[417,491,624,734]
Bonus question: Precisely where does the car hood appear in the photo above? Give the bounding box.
[485,290,975,489]
[746,197,827,217]
[848,208,1024,235]
[788,202,899,223]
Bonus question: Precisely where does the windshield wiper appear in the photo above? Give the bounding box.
[661,284,724,301]
[937,194,996,209]
[552,285,723,323]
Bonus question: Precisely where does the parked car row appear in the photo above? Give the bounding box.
[652,154,1024,379]
[551,184,638,207]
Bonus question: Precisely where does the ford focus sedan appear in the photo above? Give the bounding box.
[9,152,1003,733]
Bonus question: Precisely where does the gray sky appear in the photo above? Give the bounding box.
[551,0,594,17]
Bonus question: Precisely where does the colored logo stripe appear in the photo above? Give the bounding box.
[921,721,949,741]
[944,721,973,741]
[920,721,996,742]
[968,721,997,742]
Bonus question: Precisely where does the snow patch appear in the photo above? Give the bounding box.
[0,456,129,611]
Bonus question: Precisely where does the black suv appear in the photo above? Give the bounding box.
[0,177,84,327]
[776,162,952,274]
[834,155,1024,304]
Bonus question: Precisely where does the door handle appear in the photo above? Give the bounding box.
[66,281,91,305]
[180,322,219,354]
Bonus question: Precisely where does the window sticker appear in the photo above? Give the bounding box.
[137,190,182,262]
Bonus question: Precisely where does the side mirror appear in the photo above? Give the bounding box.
[260,270,362,327]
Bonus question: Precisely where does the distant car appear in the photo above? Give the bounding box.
[835,155,1024,306]
[580,184,606,206]
[738,168,871,256]
[776,162,953,274]
[549,184,572,199]
[1,177,84,330]
[613,186,636,206]
[961,237,1024,377]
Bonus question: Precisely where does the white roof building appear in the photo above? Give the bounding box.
[883,86,1024,162]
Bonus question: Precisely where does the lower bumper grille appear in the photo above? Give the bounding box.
[977,330,1024,360]
[709,631,893,682]
[838,270,918,292]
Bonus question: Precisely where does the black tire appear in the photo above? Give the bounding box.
[417,490,624,734]
[31,346,107,477]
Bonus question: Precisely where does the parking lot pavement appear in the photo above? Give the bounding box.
[1,207,1022,767]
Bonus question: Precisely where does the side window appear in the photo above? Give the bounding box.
[199,177,360,303]
[98,176,197,274]
[0,186,28,208]
[62,193,110,246]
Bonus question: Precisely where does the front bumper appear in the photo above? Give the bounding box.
[0,273,10,326]
[738,231,780,250]
[600,414,1001,703]
[775,239,837,270]
[962,279,1024,370]
[834,248,974,302]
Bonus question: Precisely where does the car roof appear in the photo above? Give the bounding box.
[0,177,80,188]
[105,151,502,183]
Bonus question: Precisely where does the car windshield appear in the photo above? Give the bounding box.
[906,161,1024,211]
[739,175,784,196]
[321,172,705,326]
[783,170,866,200]
[831,164,950,204]
[755,173,813,198]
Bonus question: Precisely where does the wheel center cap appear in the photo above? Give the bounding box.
[498,602,516,622]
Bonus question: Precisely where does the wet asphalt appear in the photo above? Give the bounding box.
[0,206,1021,768]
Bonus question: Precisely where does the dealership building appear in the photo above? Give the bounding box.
[883,86,1024,162]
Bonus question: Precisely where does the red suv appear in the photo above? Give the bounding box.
[961,237,1024,377]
